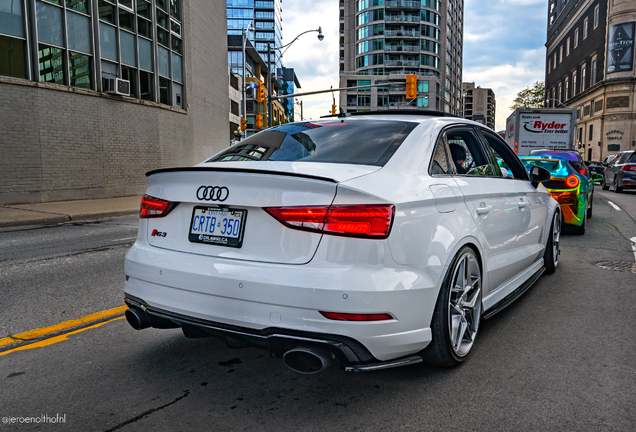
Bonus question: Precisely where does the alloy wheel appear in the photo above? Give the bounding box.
[448,251,482,357]
[552,213,561,268]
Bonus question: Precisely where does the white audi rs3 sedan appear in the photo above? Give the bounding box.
[124,111,560,374]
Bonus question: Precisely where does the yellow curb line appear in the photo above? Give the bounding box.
[0,305,128,348]
[0,317,125,357]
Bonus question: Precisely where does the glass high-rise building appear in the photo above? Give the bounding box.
[339,0,463,115]
[227,0,282,72]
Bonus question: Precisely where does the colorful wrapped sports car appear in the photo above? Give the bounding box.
[519,156,593,235]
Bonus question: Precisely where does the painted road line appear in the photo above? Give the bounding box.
[0,305,128,349]
[631,237,636,263]
[0,317,125,357]
[607,201,621,211]
[111,237,137,242]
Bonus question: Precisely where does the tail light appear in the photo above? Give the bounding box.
[140,194,177,218]
[565,175,580,188]
[320,312,393,321]
[264,204,394,239]
[579,169,587,175]
[622,165,636,172]
[514,142,518,154]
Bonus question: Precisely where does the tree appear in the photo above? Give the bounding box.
[509,81,546,110]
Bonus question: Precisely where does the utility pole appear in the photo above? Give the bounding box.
[267,42,273,128]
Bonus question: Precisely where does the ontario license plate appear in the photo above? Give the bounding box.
[188,207,247,248]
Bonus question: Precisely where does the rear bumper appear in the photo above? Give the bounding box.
[124,242,439,362]
[547,188,585,226]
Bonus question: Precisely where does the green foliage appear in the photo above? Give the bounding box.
[510,81,546,110]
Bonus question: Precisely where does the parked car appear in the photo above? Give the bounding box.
[602,150,636,193]
[520,156,593,234]
[602,154,617,166]
[585,161,605,183]
[530,149,590,178]
[124,112,560,374]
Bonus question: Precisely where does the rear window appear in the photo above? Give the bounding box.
[521,159,566,174]
[208,120,417,166]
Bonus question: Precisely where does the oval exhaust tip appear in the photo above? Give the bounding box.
[125,308,151,330]
[283,347,332,374]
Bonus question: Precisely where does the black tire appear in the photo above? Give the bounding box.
[587,192,593,219]
[602,177,609,190]
[570,208,587,235]
[544,211,561,274]
[614,177,623,193]
[422,246,482,367]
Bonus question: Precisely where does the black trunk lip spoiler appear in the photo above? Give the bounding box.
[145,166,339,183]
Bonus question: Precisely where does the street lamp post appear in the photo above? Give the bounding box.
[242,23,255,136]
[266,27,323,127]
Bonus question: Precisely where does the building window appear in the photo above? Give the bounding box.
[38,44,64,84]
[574,28,579,48]
[2,0,185,107]
[553,52,557,67]
[588,124,593,141]
[566,37,570,56]
[565,78,569,100]
[583,18,588,39]
[559,45,563,62]
[590,99,595,117]
[558,83,562,103]
[594,5,599,28]
[572,72,577,97]
[581,65,586,92]
[591,58,597,85]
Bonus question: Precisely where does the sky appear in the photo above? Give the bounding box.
[281,0,548,131]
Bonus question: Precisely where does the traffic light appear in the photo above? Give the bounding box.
[405,74,417,100]
[240,118,248,131]
[256,81,265,103]
[255,114,263,129]
[331,104,337,115]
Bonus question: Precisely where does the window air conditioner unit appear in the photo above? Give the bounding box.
[103,77,130,96]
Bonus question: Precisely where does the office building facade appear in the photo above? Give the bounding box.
[0,0,229,204]
[339,0,463,114]
[461,82,495,130]
[545,0,635,161]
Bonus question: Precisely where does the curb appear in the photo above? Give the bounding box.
[0,209,138,230]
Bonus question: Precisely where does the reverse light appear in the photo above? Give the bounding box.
[320,312,393,321]
[139,194,177,218]
[264,204,394,239]
[565,175,580,189]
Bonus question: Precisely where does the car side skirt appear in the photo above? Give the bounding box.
[482,265,545,320]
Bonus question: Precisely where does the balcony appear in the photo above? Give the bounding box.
[385,0,421,9]
[385,59,419,67]
[386,15,420,24]
[384,30,420,38]
[385,45,418,52]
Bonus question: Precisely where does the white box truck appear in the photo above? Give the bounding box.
[505,108,577,156]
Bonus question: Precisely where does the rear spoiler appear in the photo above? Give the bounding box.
[145,166,338,183]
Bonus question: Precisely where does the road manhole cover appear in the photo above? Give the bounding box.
[595,261,636,273]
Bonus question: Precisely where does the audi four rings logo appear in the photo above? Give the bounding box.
[196,186,229,201]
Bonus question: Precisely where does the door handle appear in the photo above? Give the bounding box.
[518,200,527,209]
[476,204,490,215]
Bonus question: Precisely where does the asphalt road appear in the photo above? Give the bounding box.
[1,191,635,431]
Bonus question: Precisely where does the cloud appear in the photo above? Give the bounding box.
[464,48,545,130]
[281,0,340,120]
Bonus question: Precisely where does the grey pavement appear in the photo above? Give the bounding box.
[0,196,141,229]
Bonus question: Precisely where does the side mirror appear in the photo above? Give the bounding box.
[530,165,551,188]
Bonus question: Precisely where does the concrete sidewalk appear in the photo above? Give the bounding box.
[0,196,141,229]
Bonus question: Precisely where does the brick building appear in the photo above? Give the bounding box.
[0,0,229,205]
[545,0,635,161]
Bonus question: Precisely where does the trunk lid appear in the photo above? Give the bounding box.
[144,163,380,264]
